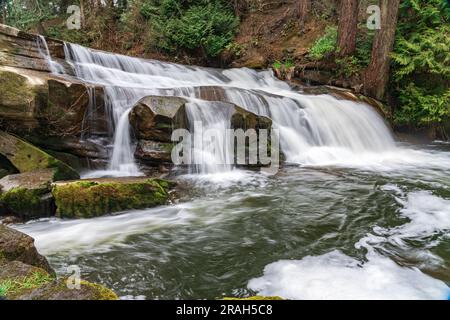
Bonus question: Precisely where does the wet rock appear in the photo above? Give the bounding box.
[0,131,79,181]
[0,23,68,73]
[129,96,188,142]
[0,224,53,274]
[0,67,106,138]
[52,178,174,219]
[135,140,173,164]
[231,106,272,131]
[42,78,107,137]
[25,135,109,160]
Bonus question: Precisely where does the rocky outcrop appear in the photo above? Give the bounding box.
[1,24,108,166]
[52,178,173,219]
[0,23,67,73]
[0,67,106,138]
[0,131,79,181]
[129,95,274,166]
[0,224,118,300]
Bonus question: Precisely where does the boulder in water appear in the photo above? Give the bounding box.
[129,96,188,142]
[52,178,174,219]
[0,131,79,181]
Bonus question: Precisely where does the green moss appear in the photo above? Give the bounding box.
[0,186,48,216]
[53,179,172,219]
[0,132,80,181]
[11,140,79,181]
[223,296,284,300]
[0,270,52,299]
[21,278,119,300]
[79,280,119,300]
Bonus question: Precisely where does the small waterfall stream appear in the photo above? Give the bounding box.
[46,40,396,176]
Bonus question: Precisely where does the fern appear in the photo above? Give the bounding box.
[392,0,450,128]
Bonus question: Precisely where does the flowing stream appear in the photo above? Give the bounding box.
[16,40,450,300]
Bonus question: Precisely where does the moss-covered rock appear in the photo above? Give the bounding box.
[52,178,173,219]
[17,279,119,300]
[44,149,83,171]
[0,131,79,181]
[0,169,57,219]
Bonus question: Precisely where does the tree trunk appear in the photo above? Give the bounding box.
[337,0,359,57]
[297,0,311,24]
[79,0,85,28]
[364,0,401,101]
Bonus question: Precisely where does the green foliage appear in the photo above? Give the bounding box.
[391,0,450,127]
[146,0,239,57]
[272,59,294,70]
[395,84,450,126]
[335,56,360,78]
[4,0,58,30]
[308,26,337,60]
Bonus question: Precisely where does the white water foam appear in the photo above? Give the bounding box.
[248,190,450,300]
[248,250,449,300]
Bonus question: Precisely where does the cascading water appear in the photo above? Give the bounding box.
[36,35,65,74]
[50,41,397,176]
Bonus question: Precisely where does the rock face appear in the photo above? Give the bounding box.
[0,24,108,167]
[0,224,118,300]
[0,24,67,73]
[0,131,79,181]
[52,178,173,219]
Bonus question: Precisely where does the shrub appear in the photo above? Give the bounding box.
[144,0,239,57]
[308,26,337,60]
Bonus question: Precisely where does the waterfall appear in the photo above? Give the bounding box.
[44,41,396,176]
[36,35,65,74]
